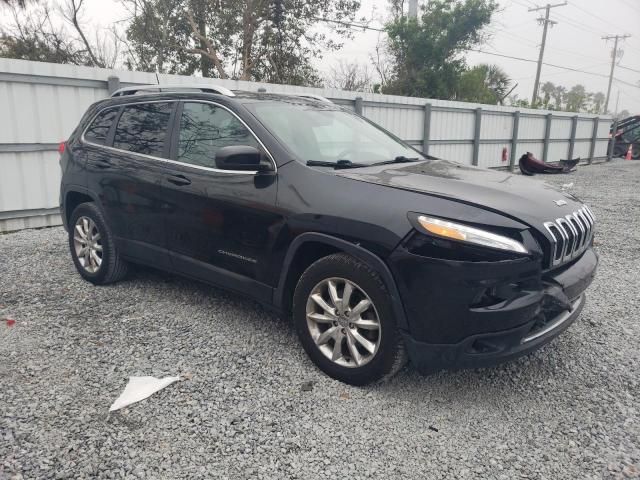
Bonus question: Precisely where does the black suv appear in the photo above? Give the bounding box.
[60,85,598,385]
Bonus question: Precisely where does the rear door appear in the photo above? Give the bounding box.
[161,100,281,301]
[84,101,176,268]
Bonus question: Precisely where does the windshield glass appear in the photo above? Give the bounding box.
[245,101,423,165]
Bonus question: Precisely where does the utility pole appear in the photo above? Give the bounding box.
[602,34,631,114]
[529,2,567,106]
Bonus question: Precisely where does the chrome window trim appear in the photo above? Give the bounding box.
[80,98,276,175]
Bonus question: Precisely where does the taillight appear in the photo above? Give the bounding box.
[58,141,66,154]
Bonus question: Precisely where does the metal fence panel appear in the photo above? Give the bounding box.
[0,58,613,232]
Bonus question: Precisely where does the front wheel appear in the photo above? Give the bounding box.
[68,202,128,285]
[293,253,407,385]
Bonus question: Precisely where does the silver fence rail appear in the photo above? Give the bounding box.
[0,58,613,232]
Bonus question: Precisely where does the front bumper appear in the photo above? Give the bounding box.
[390,246,598,374]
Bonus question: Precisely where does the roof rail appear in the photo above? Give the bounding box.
[295,94,333,104]
[110,84,235,98]
[257,89,333,104]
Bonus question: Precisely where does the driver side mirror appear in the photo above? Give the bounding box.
[215,145,270,171]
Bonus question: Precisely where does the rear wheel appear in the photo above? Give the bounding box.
[293,253,406,385]
[68,202,128,285]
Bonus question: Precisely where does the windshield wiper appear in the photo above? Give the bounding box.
[306,159,368,169]
[370,155,421,166]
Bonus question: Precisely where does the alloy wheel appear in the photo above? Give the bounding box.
[73,216,103,273]
[305,277,381,368]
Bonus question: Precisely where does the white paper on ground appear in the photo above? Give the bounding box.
[109,376,181,412]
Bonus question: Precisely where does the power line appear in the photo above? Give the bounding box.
[468,48,628,81]
[618,64,640,74]
[565,2,624,34]
[312,17,384,32]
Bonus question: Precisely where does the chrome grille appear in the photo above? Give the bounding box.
[543,206,595,267]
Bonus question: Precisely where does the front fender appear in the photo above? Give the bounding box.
[273,232,409,331]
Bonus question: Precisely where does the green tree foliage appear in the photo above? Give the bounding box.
[510,81,606,113]
[121,0,196,74]
[456,63,511,104]
[122,0,359,85]
[383,0,497,98]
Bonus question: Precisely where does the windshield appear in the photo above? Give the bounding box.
[245,101,423,165]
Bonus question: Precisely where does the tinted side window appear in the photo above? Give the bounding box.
[113,103,173,157]
[177,102,260,168]
[85,108,119,145]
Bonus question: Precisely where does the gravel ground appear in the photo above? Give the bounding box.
[1,159,639,480]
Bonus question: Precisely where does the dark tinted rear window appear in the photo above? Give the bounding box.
[85,108,119,145]
[113,103,173,157]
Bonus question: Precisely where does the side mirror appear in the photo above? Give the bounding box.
[215,145,269,171]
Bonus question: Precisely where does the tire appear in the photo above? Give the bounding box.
[68,202,128,285]
[293,253,407,385]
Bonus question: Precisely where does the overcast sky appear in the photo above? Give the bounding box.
[4,0,639,113]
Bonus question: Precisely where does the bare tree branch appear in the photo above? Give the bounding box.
[61,0,103,67]
[185,9,228,79]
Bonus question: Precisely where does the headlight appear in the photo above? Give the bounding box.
[415,215,528,254]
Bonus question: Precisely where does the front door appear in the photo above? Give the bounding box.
[161,101,281,301]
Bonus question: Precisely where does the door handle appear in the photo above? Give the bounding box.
[94,160,111,169]
[167,174,192,186]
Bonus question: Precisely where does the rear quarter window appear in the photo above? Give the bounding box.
[84,108,119,145]
[113,103,173,157]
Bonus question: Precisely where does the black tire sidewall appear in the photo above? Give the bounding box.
[68,203,113,284]
[293,254,402,386]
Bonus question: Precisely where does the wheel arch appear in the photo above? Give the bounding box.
[62,187,99,231]
[274,233,408,331]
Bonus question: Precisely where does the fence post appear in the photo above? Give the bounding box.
[472,107,482,166]
[589,117,599,164]
[509,111,520,172]
[542,113,552,162]
[608,118,618,162]
[107,75,120,95]
[422,103,432,156]
[568,115,578,160]
[354,96,363,115]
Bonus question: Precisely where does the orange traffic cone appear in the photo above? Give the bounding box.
[625,144,633,160]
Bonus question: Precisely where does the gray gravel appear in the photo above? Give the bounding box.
[1,159,639,480]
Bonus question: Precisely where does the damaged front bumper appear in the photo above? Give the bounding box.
[390,245,598,375]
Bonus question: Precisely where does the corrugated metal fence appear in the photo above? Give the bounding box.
[0,58,613,232]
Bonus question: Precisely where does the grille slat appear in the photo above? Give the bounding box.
[543,205,595,267]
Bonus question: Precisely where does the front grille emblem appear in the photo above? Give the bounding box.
[554,199,567,206]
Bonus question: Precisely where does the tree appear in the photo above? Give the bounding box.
[0,4,88,64]
[539,81,555,109]
[120,0,196,74]
[383,0,497,98]
[565,84,588,112]
[1,0,29,6]
[552,84,566,110]
[182,0,360,83]
[326,60,372,91]
[118,0,359,84]
[591,91,605,114]
[455,63,511,104]
[1,1,121,68]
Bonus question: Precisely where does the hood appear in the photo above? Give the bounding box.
[335,159,585,230]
